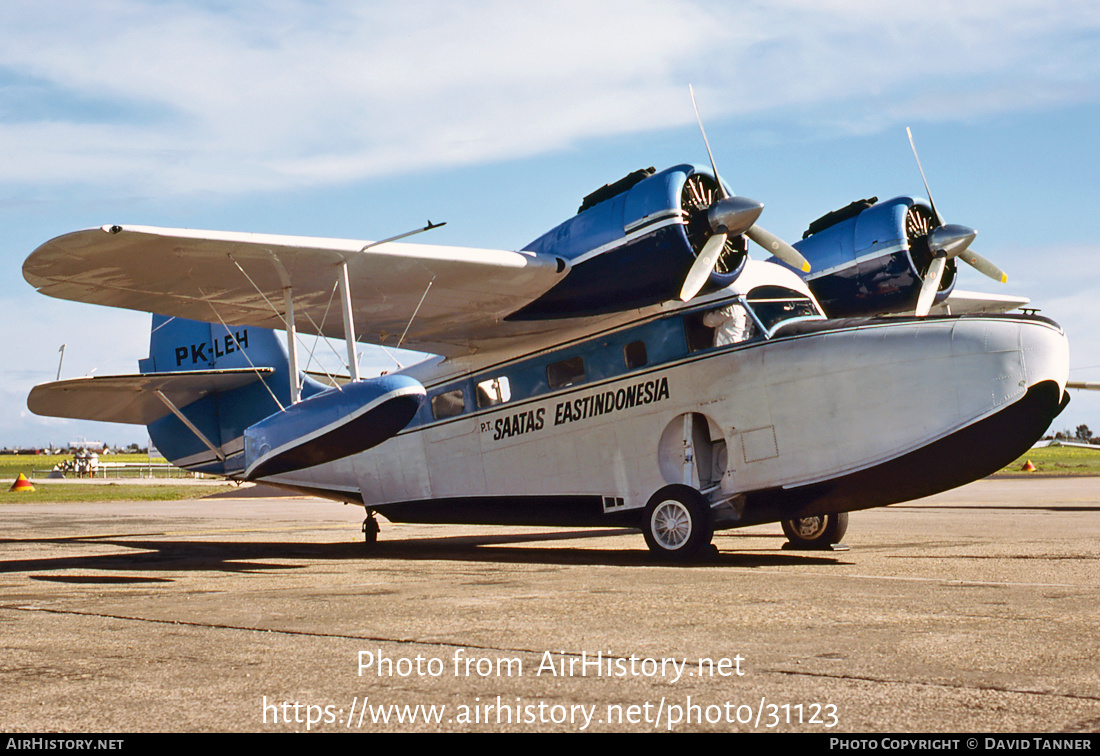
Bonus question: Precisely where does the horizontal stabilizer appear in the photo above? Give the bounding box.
[27,368,275,425]
[244,375,425,480]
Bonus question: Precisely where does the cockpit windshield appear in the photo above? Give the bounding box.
[744,286,824,337]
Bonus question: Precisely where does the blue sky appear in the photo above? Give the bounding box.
[3,0,1100,447]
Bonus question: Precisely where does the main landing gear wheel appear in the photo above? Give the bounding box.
[781,512,848,550]
[642,485,714,561]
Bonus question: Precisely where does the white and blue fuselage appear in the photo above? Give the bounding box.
[258,261,1069,531]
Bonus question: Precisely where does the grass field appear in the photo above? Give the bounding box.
[2,482,240,503]
[3,445,1098,503]
[996,445,1100,476]
[0,453,185,480]
[1,454,230,502]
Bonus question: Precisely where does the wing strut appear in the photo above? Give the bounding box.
[225,220,450,398]
[299,283,348,391]
[398,276,436,349]
[233,252,356,398]
[283,284,301,403]
[228,254,303,405]
[154,390,226,462]
[338,261,361,382]
[198,294,286,412]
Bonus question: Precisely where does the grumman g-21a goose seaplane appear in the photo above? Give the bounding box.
[23,121,1070,559]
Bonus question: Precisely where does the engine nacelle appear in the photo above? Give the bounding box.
[510,164,748,319]
[789,196,956,317]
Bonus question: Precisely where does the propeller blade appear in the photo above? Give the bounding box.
[906,127,942,226]
[915,254,947,316]
[689,84,729,200]
[687,86,810,283]
[746,225,811,273]
[959,249,1007,284]
[906,128,1008,292]
[680,232,727,301]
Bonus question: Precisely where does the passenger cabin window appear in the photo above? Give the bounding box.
[745,286,821,335]
[624,340,648,369]
[476,376,511,408]
[547,356,585,389]
[431,388,465,420]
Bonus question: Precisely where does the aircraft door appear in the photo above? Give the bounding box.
[657,412,727,490]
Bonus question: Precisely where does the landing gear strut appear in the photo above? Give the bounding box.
[362,510,379,545]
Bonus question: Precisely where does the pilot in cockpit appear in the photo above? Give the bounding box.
[703,301,754,346]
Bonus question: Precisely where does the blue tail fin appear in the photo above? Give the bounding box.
[141,315,292,475]
[139,314,425,480]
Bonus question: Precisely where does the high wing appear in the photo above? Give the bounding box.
[23,225,568,356]
[26,368,274,425]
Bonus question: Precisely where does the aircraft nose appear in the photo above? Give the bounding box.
[1019,317,1069,395]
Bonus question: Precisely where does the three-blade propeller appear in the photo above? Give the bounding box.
[680,86,810,302]
[907,127,1007,316]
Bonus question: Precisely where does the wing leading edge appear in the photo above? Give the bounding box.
[24,225,568,356]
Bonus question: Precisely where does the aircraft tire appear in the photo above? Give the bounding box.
[781,512,848,550]
[642,485,714,560]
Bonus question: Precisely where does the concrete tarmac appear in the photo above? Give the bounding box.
[1,477,1098,733]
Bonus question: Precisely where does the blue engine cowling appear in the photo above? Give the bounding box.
[510,164,748,319]
[788,196,955,317]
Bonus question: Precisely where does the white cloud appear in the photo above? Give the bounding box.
[1,1,1098,196]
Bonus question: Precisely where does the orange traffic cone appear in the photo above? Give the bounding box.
[8,473,34,492]
[1021,459,1036,472]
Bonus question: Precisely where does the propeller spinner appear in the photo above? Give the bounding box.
[679,86,809,302]
[906,127,1007,316]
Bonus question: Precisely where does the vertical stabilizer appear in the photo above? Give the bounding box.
[142,315,291,475]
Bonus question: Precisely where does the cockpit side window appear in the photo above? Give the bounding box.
[702,301,755,347]
[687,299,759,350]
[744,286,823,336]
